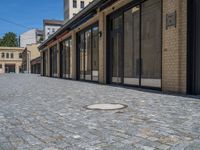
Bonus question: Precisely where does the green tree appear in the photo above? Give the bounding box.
[0,32,18,47]
[39,35,44,43]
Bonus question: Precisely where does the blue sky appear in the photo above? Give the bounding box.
[0,0,63,38]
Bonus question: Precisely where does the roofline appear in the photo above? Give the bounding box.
[43,19,64,26]
[44,24,63,26]
[30,56,41,63]
[20,28,42,35]
[43,19,63,22]
[39,0,106,50]
[26,43,40,46]
[0,47,25,50]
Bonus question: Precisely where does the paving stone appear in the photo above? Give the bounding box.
[43,147,58,150]
[0,74,200,149]
[0,142,15,150]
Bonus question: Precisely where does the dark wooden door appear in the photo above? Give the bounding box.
[188,0,200,95]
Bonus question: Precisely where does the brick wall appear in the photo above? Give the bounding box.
[162,0,187,93]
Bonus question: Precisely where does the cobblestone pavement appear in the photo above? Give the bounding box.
[0,74,200,150]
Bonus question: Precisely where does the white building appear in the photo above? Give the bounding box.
[64,0,93,21]
[43,20,64,40]
[20,29,43,47]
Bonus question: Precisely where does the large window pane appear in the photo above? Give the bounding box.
[54,46,57,76]
[112,15,123,83]
[50,45,57,77]
[78,25,99,82]
[141,0,161,87]
[69,39,72,78]
[124,6,140,85]
[46,51,48,76]
[85,30,92,80]
[80,33,85,80]
[60,39,72,79]
[66,39,71,78]
[61,41,66,78]
[43,51,47,76]
[92,26,99,81]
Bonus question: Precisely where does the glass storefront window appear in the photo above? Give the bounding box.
[85,29,92,80]
[66,39,72,78]
[61,41,67,78]
[80,33,85,80]
[124,6,140,85]
[111,15,123,84]
[141,0,161,87]
[78,24,99,81]
[108,0,161,88]
[50,45,57,77]
[69,39,72,78]
[92,26,99,81]
[60,38,72,79]
[43,50,48,76]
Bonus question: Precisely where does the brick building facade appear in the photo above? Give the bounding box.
[39,0,199,95]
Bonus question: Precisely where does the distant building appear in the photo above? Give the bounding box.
[0,47,24,74]
[20,29,43,47]
[64,0,93,21]
[21,43,40,73]
[43,19,64,40]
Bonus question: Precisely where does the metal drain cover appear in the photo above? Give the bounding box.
[85,103,127,110]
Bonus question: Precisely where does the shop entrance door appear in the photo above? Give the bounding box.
[5,64,15,73]
[188,0,200,94]
[109,14,123,84]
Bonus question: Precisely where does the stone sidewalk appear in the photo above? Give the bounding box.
[0,74,200,150]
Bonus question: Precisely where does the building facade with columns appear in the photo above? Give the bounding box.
[39,0,199,95]
[0,47,23,74]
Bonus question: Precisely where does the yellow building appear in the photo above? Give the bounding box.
[22,43,40,73]
[0,47,24,74]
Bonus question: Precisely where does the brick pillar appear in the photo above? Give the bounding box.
[2,63,5,74]
[71,31,77,80]
[162,0,187,93]
[99,11,106,84]
[16,63,19,74]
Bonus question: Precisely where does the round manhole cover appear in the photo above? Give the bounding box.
[85,103,127,110]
